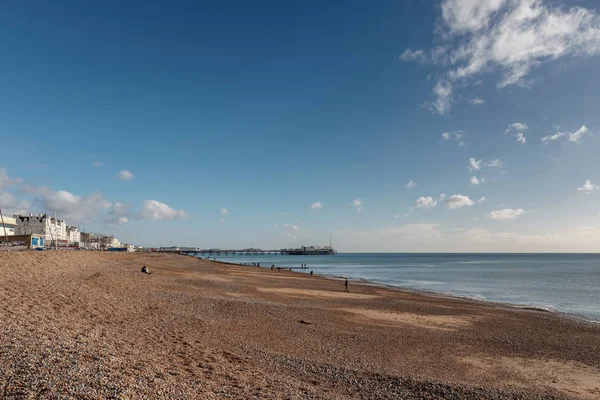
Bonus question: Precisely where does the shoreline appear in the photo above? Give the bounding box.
[205,257,600,326]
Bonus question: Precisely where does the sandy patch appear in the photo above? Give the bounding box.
[224,292,247,298]
[459,356,600,399]
[341,308,479,331]
[257,288,379,299]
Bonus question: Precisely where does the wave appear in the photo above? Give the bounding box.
[511,304,557,313]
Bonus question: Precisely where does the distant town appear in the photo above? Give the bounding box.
[0,212,336,255]
[0,213,137,251]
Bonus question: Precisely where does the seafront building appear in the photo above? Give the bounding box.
[14,214,67,244]
[66,226,81,245]
[79,233,122,250]
[5,214,130,250]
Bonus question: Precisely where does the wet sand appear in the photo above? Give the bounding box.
[0,251,599,399]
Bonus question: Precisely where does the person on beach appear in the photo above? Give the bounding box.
[310,270,313,276]
[271,265,274,270]
[344,278,349,292]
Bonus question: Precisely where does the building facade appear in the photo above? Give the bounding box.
[80,232,99,250]
[15,214,67,243]
[66,226,81,245]
[79,233,123,250]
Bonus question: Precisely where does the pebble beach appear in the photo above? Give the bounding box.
[1,251,599,399]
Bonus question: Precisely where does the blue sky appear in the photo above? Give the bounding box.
[1,0,600,251]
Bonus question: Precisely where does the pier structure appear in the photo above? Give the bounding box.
[171,245,336,256]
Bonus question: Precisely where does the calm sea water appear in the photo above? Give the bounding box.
[194,253,600,322]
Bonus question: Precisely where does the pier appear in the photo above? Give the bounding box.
[166,245,336,256]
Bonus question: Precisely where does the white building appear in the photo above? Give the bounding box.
[80,232,99,250]
[66,226,81,245]
[14,214,67,243]
[0,216,16,236]
[122,243,135,252]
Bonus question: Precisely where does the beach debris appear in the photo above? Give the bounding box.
[141,266,151,274]
[298,320,312,325]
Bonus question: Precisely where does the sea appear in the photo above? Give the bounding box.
[193,253,600,323]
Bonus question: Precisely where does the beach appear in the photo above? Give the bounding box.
[0,252,599,399]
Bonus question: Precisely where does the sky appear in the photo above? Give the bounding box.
[1,0,600,252]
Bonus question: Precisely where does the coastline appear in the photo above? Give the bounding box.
[206,257,600,326]
[2,251,599,399]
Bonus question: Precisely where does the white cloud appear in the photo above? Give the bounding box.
[311,201,322,209]
[117,170,134,180]
[470,176,482,185]
[577,180,598,193]
[468,157,482,171]
[91,161,104,167]
[444,194,474,209]
[541,132,566,142]
[438,193,446,201]
[477,196,487,203]
[568,125,590,143]
[442,131,463,141]
[442,131,465,145]
[220,207,229,215]
[415,196,437,209]
[105,202,132,225]
[428,79,453,115]
[543,125,590,144]
[505,122,527,144]
[278,212,286,217]
[352,198,362,207]
[403,0,600,113]
[488,208,525,220]
[30,186,111,223]
[139,200,189,221]
[405,180,417,189]
[505,122,529,135]
[399,48,427,62]
[469,97,485,105]
[441,0,506,34]
[485,159,504,168]
[0,192,30,215]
